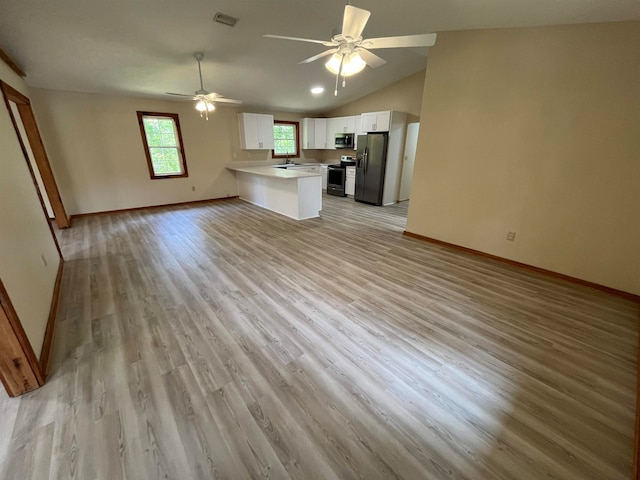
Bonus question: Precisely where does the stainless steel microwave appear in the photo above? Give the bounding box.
[335,133,355,149]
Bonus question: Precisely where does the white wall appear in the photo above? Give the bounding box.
[324,70,425,121]
[30,89,318,215]
[407,21,640,296]
[0,62,61,356]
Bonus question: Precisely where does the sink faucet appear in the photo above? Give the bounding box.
[285,153,291,164]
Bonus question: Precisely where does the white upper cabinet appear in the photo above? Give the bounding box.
[301,118,315,149]
[325,116,357,149]
[301,114,367,149]
[302,118,328,149]
[354,116,363,148]
[325,118,339,150]
[343,116,356,134]
[314,118,327,149]
[238,113,274,150]
[334,116,356,134]
[360,111,391,132]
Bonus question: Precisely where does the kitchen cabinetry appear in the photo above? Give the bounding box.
[325,118,338,150]
[301,118,327,149]
[286,165,320,174]
[334,116,356,134]
[325,115,358,150]
[238,113,274,149]
[303,112,394,149]
[314,120,327,149]
[360,111,391,132]
[320,164,328,190]
[301,118,314,149]
[345,166,355,196]
[354,116,362,148]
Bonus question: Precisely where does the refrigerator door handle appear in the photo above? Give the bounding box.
[364,149,368,173]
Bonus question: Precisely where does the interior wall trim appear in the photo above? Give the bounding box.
[70,196,240,220]
[0,47,26,78]
[0,279,43,396]
[402,231,640,303]
[634,311,640,480]
[39,258,64,376]
[403,230,640,477]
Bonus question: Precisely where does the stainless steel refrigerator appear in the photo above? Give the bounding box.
[355,133,388,206]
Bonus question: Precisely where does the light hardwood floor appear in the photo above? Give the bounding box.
[1,195,638,479]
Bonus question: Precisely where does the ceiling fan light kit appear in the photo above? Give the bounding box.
[325,51,366,76]
[263,4,437,96]
[195,99,215,113]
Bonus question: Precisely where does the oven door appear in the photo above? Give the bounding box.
[327,166,346,196]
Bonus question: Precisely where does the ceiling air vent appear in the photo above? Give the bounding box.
[213,12,239,27]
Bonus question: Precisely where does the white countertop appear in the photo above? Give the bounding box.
[226,165,321,178]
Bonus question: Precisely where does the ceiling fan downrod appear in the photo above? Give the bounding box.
[334,53,345,96]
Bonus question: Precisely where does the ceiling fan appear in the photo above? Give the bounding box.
[166,52,242,120]
[264,4,436,96]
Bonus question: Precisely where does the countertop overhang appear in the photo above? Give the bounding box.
[226,165,321,178]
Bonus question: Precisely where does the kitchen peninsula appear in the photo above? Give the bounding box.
[226,165,322,220]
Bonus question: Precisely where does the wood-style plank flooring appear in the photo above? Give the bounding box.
[1,194,638,479]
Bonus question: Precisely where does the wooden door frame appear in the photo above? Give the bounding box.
[0,81,66,396]
[0,278,44,396]
[1,81,70,229]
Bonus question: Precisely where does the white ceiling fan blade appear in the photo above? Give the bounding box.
[342,5,371,40]
[364,33,437,49]
[263,34,336,46]
[166,92,193,97]
[202,93,242,104]
[211,98,242,104]
[298,48,339,64]
[357,48,386,68]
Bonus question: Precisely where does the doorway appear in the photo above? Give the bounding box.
[1,81,70,229]
[0,81,65,396]
[399,122,419,202]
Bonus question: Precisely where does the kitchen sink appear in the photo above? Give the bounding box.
[273,163,304,168]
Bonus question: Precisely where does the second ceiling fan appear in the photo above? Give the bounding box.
[166,53,242,119]
[264,4,437,95]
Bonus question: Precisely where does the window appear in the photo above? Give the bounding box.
[272,120,299,159]
[137,111,188,179]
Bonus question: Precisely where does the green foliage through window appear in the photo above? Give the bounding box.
[273,122,298,157]
[141,116,185,176]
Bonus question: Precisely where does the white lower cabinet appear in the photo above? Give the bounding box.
[287,165,319,173]
[320,165,328,189]
[345,166,356,196]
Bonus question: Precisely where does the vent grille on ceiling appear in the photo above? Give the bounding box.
[213,12,239,27]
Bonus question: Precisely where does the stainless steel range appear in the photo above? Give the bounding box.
[327,156,356,197]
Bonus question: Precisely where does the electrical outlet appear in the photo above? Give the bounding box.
[191,186,196,192]
[41,254,47,266]
[506,232,516,241]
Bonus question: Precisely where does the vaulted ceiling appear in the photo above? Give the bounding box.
[0,0,638,113]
